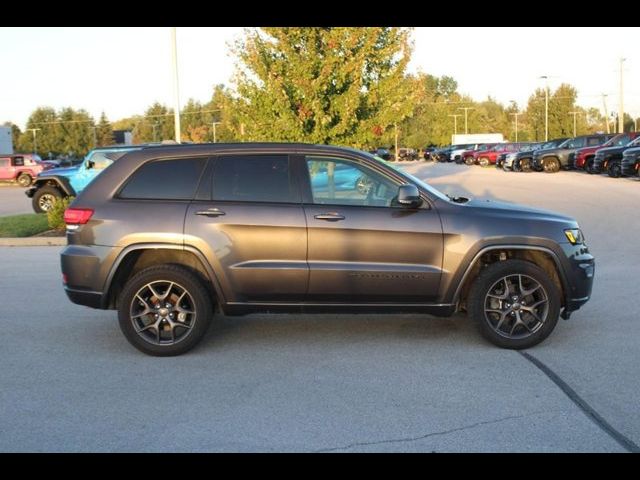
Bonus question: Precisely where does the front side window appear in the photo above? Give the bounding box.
[211,155,297,203]
[306,156,399,207]
[119,157,206,200]
[12,157,24,166]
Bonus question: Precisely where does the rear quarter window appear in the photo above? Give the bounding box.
[119,157,207,200]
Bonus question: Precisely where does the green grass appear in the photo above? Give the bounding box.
[0,214,50,237]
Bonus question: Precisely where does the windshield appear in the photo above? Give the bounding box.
[606,133,633,147]
[370,155,450,202]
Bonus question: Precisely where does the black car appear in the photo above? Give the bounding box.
[59,142,594,355]
[531,134,611,173]
[371,148,392,161]
[594,136,640,177]
[620,145,640,177]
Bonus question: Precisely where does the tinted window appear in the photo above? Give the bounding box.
[587,137,603,146]
[306,156,398,207]
[12,157,24,166]
[120,157,206,200]
[211,155,297,203]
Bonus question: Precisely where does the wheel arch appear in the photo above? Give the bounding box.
[33,176,76,196]
[450,245,569,312]
[102,244,226,312]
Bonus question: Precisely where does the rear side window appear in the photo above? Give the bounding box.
[586,137,603,146]
[211,155,298,203]
[119,157,206,200]
[12,157,24,166]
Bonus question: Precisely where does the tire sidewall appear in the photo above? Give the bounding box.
[468,260,561,349]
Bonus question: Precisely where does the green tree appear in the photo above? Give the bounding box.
[96,112,114,147]
[134,103,174,143]
[232,27,415,147]
[18,107,59,156]
[55,108,94,157]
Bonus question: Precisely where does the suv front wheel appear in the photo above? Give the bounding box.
[468,259,560,349]
[117,264,214,356]
[32,185,62,213]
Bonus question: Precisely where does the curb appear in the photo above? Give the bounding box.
[0,237,67,247]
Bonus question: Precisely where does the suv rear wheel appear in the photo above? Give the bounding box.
[32,185,62,213]
[117,264,214,356]
[468,259,560,349]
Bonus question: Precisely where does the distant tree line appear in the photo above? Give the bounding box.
[4,27,638,158]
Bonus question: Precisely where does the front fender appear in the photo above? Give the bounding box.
[33,176,77,196]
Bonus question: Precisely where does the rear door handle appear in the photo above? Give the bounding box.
[195,208,226,217]
[314,212,345,221]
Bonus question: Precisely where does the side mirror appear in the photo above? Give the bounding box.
[86,160,95,169]
[397,184,422,207]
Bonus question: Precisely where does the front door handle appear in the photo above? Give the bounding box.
[314,212,345,221]
[195,208,226,217]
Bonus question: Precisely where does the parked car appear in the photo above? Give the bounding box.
[0,153,54,187]
[25,145,143,213]
[592,135,640,176]
[423,145,438,161]
[500,143,543,171]
[620,145,640,177]
[60,143,594,356]
[462,143,498,165]
[572,133,622,172]
[370,148,392,161]
[448,144,474,163]
[398,148,419,161]
[476,143,532,167]
[512,139,570,172]
[531,134,612,173]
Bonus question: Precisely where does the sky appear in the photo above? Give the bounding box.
[1,27,639,130]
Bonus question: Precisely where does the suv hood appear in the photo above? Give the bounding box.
[461,198,575,224]
[596,145,627,155]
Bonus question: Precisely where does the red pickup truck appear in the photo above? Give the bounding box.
[0,154,53,187]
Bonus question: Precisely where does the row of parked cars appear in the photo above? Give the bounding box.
[427,132,640,178]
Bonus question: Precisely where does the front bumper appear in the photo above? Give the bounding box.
[560,242,595,316]
[621,158,638,176]
[25,187,36,198]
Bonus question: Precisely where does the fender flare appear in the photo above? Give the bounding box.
[33,176,76,196]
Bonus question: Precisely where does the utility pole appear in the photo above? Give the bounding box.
[458,107,475,134]
[602,93,610,134]
[619,57,626,134]
[171,27,181,143]
[448,114,462,136]
[26,128,41,154]
[152,122,160,142]
[509,112,522,142]
[539,76,549,142]
[212,122,221,143]
[569,111,581,137]
[394,123,399,161]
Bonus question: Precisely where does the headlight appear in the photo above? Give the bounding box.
[564,228,585,245]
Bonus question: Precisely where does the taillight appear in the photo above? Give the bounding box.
[64,208,94,225]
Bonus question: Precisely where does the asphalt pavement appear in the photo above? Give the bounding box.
[0,185,33,216]
[0,162,638,452]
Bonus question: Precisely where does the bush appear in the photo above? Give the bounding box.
[47,196,75,231]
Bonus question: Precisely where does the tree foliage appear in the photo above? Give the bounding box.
[96,112,114,147]
[232,27,415,147]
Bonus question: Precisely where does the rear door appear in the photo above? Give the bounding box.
[185,154,308,303]
[300,154,443,303]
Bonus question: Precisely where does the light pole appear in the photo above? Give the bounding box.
[394,123,399,161]
[448,114,462,137]
[171,27,181,143]
[152,122,160,142]
[569,111,581,137]
[212,122,221,143]
[601,93,610,134]
[509,112,522,142]
[619,57,626,133]
[26,128,41,154]
[458,107,474,134]
[539,76,549,141]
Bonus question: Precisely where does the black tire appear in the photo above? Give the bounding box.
[521,159,532,172]
[585,159,596,174]
[464,157,474,166]
[468,259,561,349]
[608,163,621,178]
[543,157,560,173]
[478,157,490,167]
[17,173,32,187]
[117,264,214,356]
[31,185,62,213]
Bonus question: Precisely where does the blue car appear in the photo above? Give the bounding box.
[26,145,142,213]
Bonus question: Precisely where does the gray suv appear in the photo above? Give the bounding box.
[60,143,595,356]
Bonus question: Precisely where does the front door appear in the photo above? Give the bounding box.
[185,154,308,303]
[302,155,443,303]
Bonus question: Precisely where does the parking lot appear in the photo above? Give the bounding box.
[1,162,639,452]
[0,186,32,216]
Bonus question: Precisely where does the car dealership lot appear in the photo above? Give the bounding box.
[1,162,638,452]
